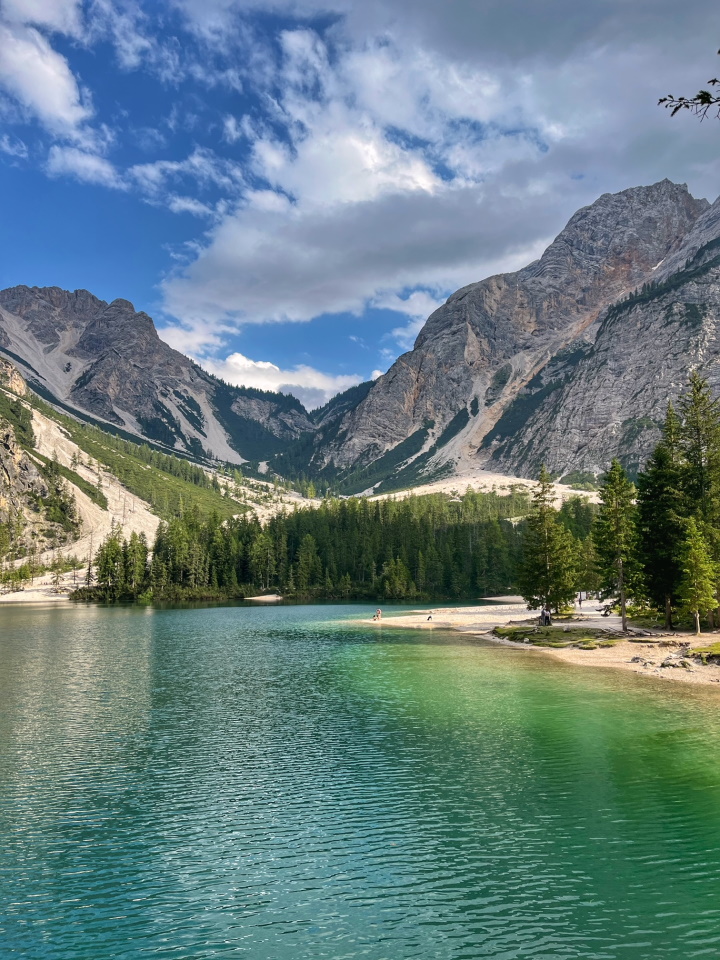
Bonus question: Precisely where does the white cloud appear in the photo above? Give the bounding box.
[0,21,91,137]
[0,133,28,158]
[166,194,216,217]
[199,351,362,409]
[159,12,720,362]
[4,0,720,395]
[46,145,126,188]
[129,147,244,195]
[162,179,560,327]
[2,0,83,37]
[372,289,448,349]
[88,0,154,70]
[222,115,243,142]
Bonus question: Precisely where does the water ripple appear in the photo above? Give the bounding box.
[2,603,720,958]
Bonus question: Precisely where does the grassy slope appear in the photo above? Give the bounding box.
[29,395,243,521]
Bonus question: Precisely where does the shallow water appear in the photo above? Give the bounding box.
[1,603,720,959]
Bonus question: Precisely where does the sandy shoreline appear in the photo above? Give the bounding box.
[5,586,720,689]
[359,598,720,688]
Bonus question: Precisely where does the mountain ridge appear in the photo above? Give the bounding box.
[3,178,720,490]
[0,285,318,465]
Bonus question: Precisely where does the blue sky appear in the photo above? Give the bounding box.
[1,0,720,408]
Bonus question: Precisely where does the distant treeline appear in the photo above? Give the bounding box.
[75,487,596,604]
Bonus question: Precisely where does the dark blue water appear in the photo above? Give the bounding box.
[1,603,720,958]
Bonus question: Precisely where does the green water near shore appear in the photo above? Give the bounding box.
[1,603,720,958]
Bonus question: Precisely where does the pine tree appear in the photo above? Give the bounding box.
[95,523,125,600]
[677,518,717,635]
[678,371,720,526]
[518,466,579,612]
[593,459,637,632]
[636,405,686,626]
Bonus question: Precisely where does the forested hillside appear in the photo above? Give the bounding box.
[77,488,596,604]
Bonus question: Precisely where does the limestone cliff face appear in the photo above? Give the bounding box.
[0,356,27,396]
[317,180,711,480]
[0,287,315,464]
[488,194,720,478]
[0,420,48,525]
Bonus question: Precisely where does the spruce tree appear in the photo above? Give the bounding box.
[678,371,720,526]
[518,466,579,612]
[677,518,717,635]
[593,459,637,632]
[636,405,685,626]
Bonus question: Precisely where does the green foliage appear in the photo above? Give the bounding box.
[558,496,596,539]
[517,466,580,612]
[493,625,616,647]
[678,371,720,526]
[636,405,685,625]
[28,396,240,520]
[337,423,435,495]
[75,487,531,604]
[483,378,563,450]
[310,380,374,424]
[211,381,310,461]
[432,408,470,449]
[0,390,35,447]
[31,455,80,533]
[559,470,599,491]
[484,364,513,406]
[593,459,638,630]
[32,451,108,510]
[677,518,717,635]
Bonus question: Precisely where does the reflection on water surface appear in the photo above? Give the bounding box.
[1,603,720,959]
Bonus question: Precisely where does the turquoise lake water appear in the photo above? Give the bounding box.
[2,602,720,959]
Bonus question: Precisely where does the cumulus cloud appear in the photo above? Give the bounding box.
[2,0,83,37]
[198,351,362,409]
[6,0,720,391]
[0,21,91,137]
[373,289,449,350]
[162,176,561,329]
[158,6,720,357]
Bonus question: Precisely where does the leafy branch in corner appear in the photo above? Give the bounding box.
[659,49,720,118]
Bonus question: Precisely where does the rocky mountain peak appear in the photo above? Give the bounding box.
[316,179,713,486]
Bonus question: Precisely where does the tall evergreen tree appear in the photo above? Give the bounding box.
[678,371,720,526]
[518,466,579,612]
[593,459,637,632]
[677,518,717,635]
[636,405,685,627]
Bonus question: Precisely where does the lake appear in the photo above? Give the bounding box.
[1,602,720,959]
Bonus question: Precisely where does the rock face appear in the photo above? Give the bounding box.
[316,180,714,483]
[4,178,720,488]
[0,357,27,396]
[0,287,316,464]
[0,420,48,524]
[486,193,720,477]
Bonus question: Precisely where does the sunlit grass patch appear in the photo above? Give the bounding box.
[689,642,720,664]
[493,625,618,649]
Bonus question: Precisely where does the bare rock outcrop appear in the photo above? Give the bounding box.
[0,287,317,464]
[315,180,713,483]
